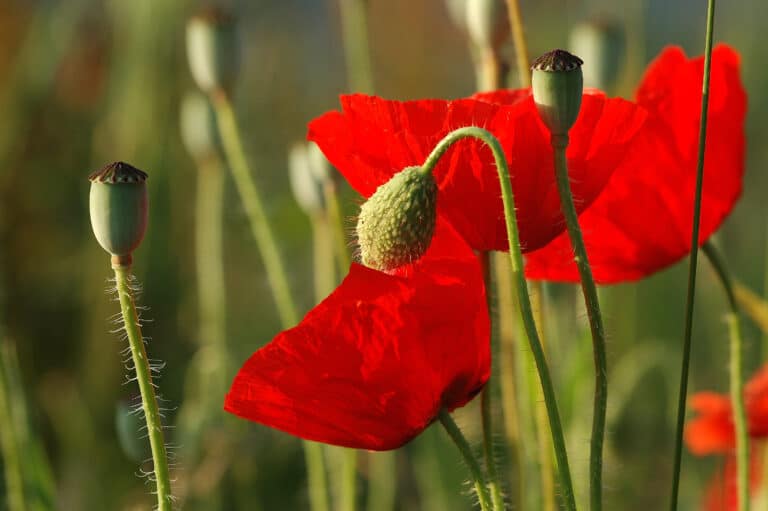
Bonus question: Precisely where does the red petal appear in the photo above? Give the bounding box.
[308,92,645,252]
[685,392,735,455]
[526,45,746,283]
[224,218,490,450]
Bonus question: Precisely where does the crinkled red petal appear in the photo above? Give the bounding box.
[526,45,746,283]
[308,91,645,252]
[224,218,490,450]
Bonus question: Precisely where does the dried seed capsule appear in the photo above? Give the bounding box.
[531,49,584,135]
[186,7,239,96]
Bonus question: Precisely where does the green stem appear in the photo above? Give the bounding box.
[421,126,576,511]
[323,181,351,276]
[550,135,607,511]
[366,452,395,511]
[338,0,374,93]
[703,242,749,511]
[304,442,331,511]
[210,92,299,327]
[668,0,716,508]
[438,410,492,511]
[112,263,173,511]
[339,449,357,511]
[0,344,26,511]
[503,0,531,87]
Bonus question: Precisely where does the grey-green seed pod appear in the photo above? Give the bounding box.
[89,162,148,262]
[186,7,239,95]
[531,49,584,135]
[569,20,625,91]
[288,142,332,215]
[180,90,219,163]
[356,167,437,272]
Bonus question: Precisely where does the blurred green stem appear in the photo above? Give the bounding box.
[338,0,374,93]
[112,263,173,511]
[422,127,576,511]
[668,0,716,508]
[438,410,492,511]
[551,134,607,511]
[0,343,26,511]
[322,182,351,277]
[504,0,531,87]
[703,242,749,511]
[366,452,395,511]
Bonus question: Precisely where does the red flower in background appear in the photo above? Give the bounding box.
[525,45,746,283]
[225,219,490,450]
[308,87,646,253]
[701,452,763,511]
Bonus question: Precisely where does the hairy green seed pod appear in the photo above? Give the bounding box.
[569,20,625,91]
[89,162,148,261]
[180,90,219,163]
[186,7,239,95]
[531,49,584,135]
[356,167,437,272]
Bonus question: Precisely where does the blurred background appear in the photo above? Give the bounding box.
[0,0,767,509]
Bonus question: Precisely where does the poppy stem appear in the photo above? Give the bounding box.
[668,0,717,508]
[112,263,173,511]
[438,410,492,511]
[550,134,607,511]
[503,0,531,87]
[702,241,749,511]
[421,126,577,511]
[338,0,374,94]
[210,91,332,511]
[323,181,351,276]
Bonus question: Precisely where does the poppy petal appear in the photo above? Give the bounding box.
[224,218,490,450]
[525,45,746,283]
[308,92,645,252]
[685,392,734,455]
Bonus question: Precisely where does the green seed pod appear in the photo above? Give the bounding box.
[531,49,584,136]
[89,162,148,261]
[186,7,239,95]
[288,142,332,215]
[180,90,219,163]
[356,167,437,272]
[569,20,625,91]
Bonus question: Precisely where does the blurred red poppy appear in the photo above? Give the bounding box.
[525,45,746,283]
[308,87,646,253]
[224,218,490,450]
[701,450,763,511]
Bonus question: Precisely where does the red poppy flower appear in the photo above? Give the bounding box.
[701,450,763,511]
[525,45,746,283]
[685,364,768,456]
[224,218,490,450]
[308,87,646,253]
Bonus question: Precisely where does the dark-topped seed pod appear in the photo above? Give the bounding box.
[89,162,148,264]
[186,7,239,96]
[356,167,437,272]
[531,49,584,135]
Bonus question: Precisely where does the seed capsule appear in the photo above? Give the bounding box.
[531,49,584,135]
[186,7,239,95]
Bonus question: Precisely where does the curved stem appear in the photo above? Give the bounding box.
[113,264,173,511]
[703,242,749,511]
[422,126,576,511]
[210,92,299,327]
[550,135,607,511]
[438,410,492,511]
[503,0,531,87]
[668,0,717,508]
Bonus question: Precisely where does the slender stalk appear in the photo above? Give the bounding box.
[734,282,768,334]
[503,0,531,87]
[421,127,576,511]
[323,181,351,275]
[210,92,299,327]
[550,135,607,511]
[668,1,717,508]
[0,344,26,511]
[338,0,374,93]
[366,452,396,511]
[438,410,492,511]
[478,252,505,511]
[338,450,357,511]
[112,263,173,511]
[703,242,749,511]
[305,444,331,511]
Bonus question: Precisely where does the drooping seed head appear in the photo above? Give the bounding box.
[569,20,625,91]
[89,162,148,261]
[531,49,584,135]
[356,167,437,272]
[186,7,239,95]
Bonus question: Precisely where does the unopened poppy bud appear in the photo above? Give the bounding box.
[89,162,148,263]
[180,91,219,162]
[356,167,437,271]
[569,20,624,90]
[531,49,584,135]
[288,142,332,215]
[186,7,239,96]
[465,0,509,52]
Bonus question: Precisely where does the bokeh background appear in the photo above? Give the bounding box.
[0,0,767,509]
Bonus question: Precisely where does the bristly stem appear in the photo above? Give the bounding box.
[668,0,717,508]
[112,263,173,511]
[210,92,299,328]
[438,410,492,511]
[550,134,607,511]
[504,0,531,87]
[422,126,577,511]
[703,242,749,511]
